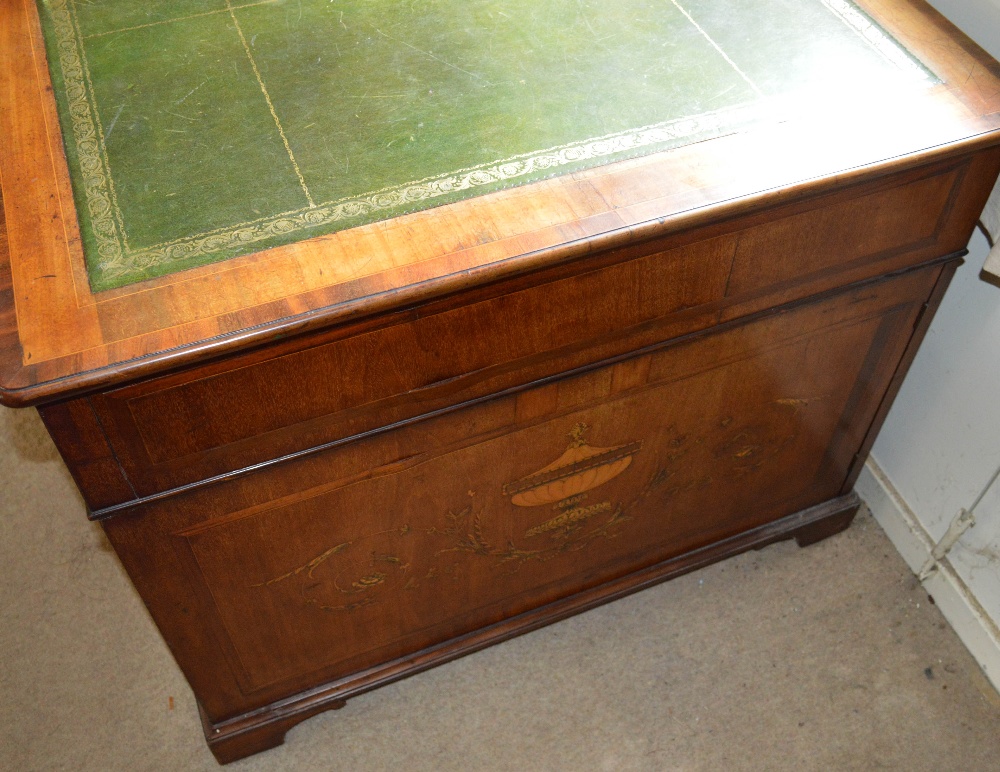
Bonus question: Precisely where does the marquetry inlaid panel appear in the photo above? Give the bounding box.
[103,264,936,718]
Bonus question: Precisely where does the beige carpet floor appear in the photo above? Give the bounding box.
[2,404,999,771]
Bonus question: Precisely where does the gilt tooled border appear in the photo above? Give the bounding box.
[113,106,758,275]
[46,0,128,273]
[45,0,932,286]
[821,0,936,81]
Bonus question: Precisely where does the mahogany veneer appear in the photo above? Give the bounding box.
[3,0,1000,764]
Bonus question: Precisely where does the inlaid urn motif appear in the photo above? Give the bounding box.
[503,423,642,507]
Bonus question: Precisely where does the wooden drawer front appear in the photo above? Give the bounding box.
[88,158,973,502]
[92,236,736,496]
[724,163,964,309]
[102,266,938,719]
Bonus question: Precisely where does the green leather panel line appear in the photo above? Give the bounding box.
[35,0,933,290]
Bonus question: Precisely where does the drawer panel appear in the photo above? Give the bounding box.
[727,168,958,296]
[101,265,938,719]
[93,236,736,496]
[718,159,975,319]
[88,157,975,502]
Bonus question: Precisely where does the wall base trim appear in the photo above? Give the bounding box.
[857,459,1000,695]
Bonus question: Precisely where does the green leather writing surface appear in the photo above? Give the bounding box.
[36,0,932,289]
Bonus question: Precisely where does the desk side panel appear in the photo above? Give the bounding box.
[100,264,941,721]
[37,398,135,510]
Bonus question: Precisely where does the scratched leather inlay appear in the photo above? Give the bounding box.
[35,0,932,289]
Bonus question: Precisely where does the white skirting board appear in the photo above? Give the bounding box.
[856,459,1000,694]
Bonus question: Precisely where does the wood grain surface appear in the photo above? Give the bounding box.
[5,0,1000,764]
[101,263,939,723]
[2,0,1000,406]
[56,151,991,506]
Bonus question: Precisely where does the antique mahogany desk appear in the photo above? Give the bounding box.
[3,0,1000,763]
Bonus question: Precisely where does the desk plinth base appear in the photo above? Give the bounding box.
[199,491,860,764]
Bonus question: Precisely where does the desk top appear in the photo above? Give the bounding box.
[36,0,931,290]
[2,0,1000,406]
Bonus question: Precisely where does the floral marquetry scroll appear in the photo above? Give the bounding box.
[250,424,649,612]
